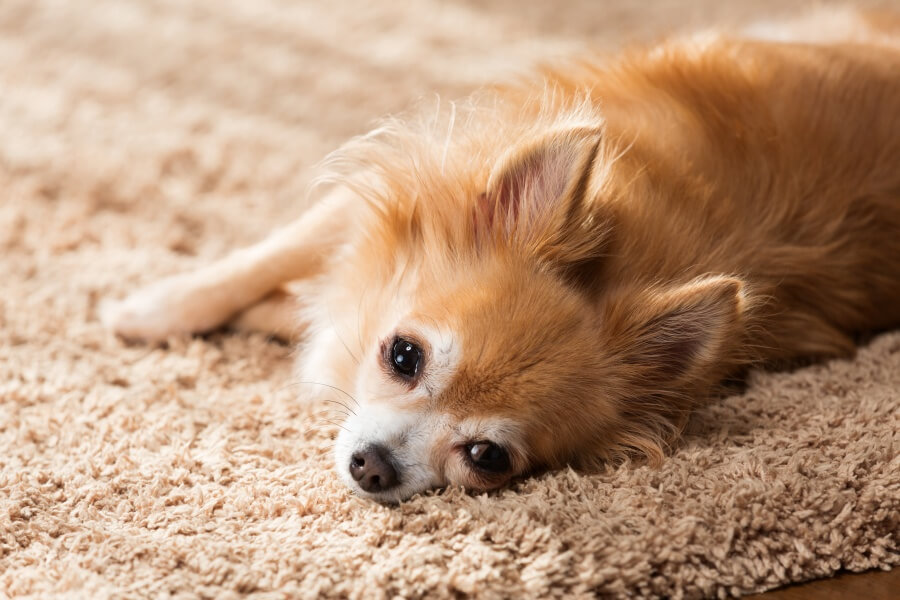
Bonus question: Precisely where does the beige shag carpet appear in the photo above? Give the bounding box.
[1,0,898,597]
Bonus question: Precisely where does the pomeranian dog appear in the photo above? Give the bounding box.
[104,10,900,502]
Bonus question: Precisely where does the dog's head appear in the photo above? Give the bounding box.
[302,116,747,502]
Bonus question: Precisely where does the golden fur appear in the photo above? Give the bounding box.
[106,13,900,499]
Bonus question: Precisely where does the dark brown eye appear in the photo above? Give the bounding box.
[390,337,422,378]
[465,441,510,473]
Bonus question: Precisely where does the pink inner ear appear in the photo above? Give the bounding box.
[491,161,530,224]
[475,140,583,241]
[474,178,522,236]
[473,187,520,242]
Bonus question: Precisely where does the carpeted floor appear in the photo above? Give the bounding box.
[1,0,898,597]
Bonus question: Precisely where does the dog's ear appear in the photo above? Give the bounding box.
[592,275,748,466]
[477,126,606,262]
[602,276,748,386]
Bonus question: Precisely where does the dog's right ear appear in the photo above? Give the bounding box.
[476,125,607,263]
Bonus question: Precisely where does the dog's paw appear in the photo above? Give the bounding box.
[101,277,208,342]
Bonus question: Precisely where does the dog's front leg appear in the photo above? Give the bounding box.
[102,187,355,342]
[229,288,304,342]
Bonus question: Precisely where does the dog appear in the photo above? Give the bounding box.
[103,10,900,502]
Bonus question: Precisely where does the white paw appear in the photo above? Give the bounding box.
[101,276,208,342]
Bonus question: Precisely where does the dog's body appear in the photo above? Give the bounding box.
[105,11,900,501]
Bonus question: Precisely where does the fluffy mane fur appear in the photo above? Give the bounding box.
[315,89,616,265]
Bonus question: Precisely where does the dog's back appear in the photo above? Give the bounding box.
[527,20,900,365]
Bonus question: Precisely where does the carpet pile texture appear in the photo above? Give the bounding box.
[1,0,897,597]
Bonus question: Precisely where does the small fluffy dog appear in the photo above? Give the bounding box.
[105,11,900,502]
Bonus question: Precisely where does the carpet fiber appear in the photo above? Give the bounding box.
[1,0,898,597]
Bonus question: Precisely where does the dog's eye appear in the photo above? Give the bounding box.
[390,337,422,378]
[465,442,510,473]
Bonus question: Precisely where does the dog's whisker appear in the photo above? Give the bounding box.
[355,284,369,360]
[288,380,361,409]
[310,407,351,420]
[320,418,351,434]
[328,308,360,366]
[318,398,356,416]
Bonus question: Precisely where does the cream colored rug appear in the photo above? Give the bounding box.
[1,0,898,597]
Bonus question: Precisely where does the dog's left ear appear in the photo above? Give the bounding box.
[602,275,749,386]
[593,275,749,466]
[479,126,606,262]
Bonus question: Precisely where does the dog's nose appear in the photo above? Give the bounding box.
[349,445,398,493]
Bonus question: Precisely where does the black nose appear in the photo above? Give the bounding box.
[349,445,399,493]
